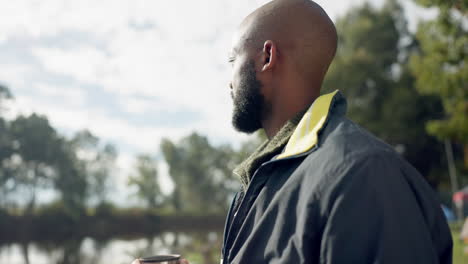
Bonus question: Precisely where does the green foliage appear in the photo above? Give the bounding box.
[409,2,468,144]
[161,133,241,214]
[324,1,400,132]
[71,130,117,206]
[415,0,467,12]
[52,140,88,218]
[94,201,117,217]
[323,0,445,184]
[128,154,163,209]
[8,114,63,211]
[0,84,12,111]
[450,221,468,264]
[10,114,61,164]
[0,101,114,217]
[0,119,15,206]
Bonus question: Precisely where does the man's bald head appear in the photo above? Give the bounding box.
[234,0,337,87]
[229,0,338,137]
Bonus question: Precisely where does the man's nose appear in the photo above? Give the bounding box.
[229,82,233,90]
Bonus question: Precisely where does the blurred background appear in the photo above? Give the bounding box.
[0,0,466,263]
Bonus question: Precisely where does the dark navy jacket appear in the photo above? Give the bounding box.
[221,91,453,264]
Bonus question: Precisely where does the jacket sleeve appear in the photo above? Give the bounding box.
[318,153,453,264]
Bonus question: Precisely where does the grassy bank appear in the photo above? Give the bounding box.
[450,221,467,264]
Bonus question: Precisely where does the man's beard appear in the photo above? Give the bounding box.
[231,62,268,134]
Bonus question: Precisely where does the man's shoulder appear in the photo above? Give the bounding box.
[295,115,422,194]
[296,115,438,203]
[314,116,400,167]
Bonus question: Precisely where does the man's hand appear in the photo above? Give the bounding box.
[131,258,190,264]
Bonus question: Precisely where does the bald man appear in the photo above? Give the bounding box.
[221,0,453,263]
[132,1,452,264]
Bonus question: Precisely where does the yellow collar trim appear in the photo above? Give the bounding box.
[276,90,339,160]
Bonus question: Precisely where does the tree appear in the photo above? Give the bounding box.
[323,0,446,186]
[91,144,117,205]
[0,85,14,207]
[323,1,400,130]
[0,87,117,216]
[0,84,12,112]
[9,114,63,212]
[128,154,163,209]
[409,0,467,168]
[161,133,239,214]
[0,118,15,208]
[70,130,117,206]
[52,144,88,218]
[415,0,467,11]
[8,114,89,216]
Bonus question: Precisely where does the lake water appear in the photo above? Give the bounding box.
[0,230,223,264]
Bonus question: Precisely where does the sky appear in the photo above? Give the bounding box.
[0,0,434,204]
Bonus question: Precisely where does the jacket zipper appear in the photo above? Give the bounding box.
[221,192,238,260]
[223,146,318,263]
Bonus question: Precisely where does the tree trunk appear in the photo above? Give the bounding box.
[445,139,462,220]
[464,144,468,169]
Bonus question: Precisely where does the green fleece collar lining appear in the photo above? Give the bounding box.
[233,90,340,189]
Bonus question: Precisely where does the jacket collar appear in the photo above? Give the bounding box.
[276,90,344,160]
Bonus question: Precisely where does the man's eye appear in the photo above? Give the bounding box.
[228,58,235,64]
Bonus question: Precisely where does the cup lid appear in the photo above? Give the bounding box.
[139,254,181,263]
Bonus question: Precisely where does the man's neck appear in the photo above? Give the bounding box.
[262,95,319,139]
[262,115,289,139]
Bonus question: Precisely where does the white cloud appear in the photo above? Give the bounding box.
[24,0,388,112]
[10,95,181,151]
[0,63,34,90]
[21,0,390,113]
[36,83,87,107]
[1,0,132,38]
[32,45,110,84]
[3,0,430,147]
[120,97,160,115]
[0,0,436,206]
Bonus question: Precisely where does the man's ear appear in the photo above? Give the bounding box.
[261,40,277,72]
